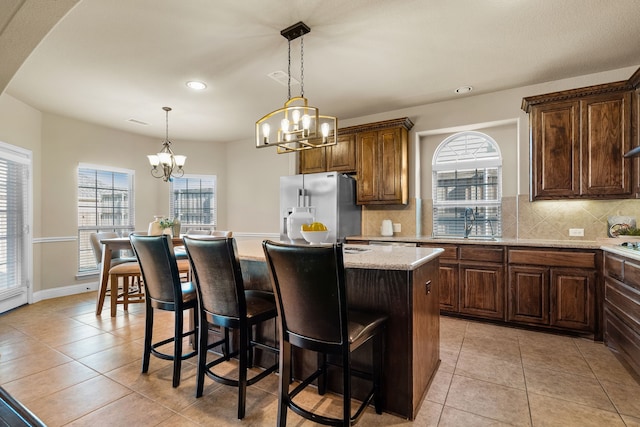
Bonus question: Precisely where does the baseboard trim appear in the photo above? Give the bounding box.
[33,281,98,303]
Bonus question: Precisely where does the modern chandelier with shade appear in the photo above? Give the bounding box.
[255,21,338,154]
[147,106,186,182]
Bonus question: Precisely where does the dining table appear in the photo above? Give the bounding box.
[96,235,185,316]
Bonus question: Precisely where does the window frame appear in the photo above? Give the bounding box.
[169,174,217,232]
[432,131,503,238]
[77,163,135,275]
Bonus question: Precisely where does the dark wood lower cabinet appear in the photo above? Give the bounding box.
[508,249,597,334]
[418,242,600,336]
[551,268,595,331]
[604,252,640,378]
[508,265,595,331]
[438,262,458,312]
[508,265,550,325]
[460,263,504,320]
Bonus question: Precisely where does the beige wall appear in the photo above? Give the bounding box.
[0,95,228,295]
[2,65,640,297]
[0,94,42,293]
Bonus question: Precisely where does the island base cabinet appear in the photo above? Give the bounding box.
[339,260,440,420]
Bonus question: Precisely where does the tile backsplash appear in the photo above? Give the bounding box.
[361,196,640,240]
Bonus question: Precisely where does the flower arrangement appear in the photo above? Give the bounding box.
[615,224,640,236]
[159,217,175,229]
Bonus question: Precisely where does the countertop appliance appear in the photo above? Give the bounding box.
[280,172,361,243]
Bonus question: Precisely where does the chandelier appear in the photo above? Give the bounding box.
[256,21,337,153]
[147,107,186,182]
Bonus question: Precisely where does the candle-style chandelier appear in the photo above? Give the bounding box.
[256,21,337,153]
[147,106,186,182]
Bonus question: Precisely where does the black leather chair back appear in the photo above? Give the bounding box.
[263,241,347,350]
[130,234,182,307]
[182,236,243,319]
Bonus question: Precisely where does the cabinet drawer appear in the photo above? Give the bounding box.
[420,243,458,259]
[605,277,640,331]
[604,307,640,376]
[460,245,503,263]
[509,249,596,269]
[623,260,640,292]
[605,253,624,281]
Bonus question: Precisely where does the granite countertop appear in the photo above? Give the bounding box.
[347,235,610,249]
[235,239,443,271]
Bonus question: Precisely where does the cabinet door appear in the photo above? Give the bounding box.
[508,265,549,325]
[550,268,594,331]
[379,127,405,203]
[531,101,580,199]
[356,130,379,203]
[299,147,326,174]
[438,262,459,312]
[580,92,632,197]
[459,263,504,320]
[327,134,356,173]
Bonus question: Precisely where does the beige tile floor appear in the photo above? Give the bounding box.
[2,292,640,426]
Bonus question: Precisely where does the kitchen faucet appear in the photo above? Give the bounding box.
[464,207,475,238]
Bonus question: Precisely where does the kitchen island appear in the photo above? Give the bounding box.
[234,239,443,420]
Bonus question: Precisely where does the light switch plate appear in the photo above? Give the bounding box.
[569,228,584,237]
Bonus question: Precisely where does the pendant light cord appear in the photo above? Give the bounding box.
[286,31,305,100]
[287,39,292,100]
[300,35,304,98]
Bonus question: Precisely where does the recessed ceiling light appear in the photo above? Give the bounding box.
[186,81,207,90]
[455,85,473,94]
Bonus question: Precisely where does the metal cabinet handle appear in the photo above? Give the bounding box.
[425,280,432,295]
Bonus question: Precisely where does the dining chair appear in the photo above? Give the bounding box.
[262,240,388,426]
[90,231,141,316]
[183,236,278,419]
[129,234,199,387]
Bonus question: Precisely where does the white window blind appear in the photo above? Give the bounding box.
[170,175,216,231]
[77,164,135,274]
[432,132,502,238]
[0,146,29,295]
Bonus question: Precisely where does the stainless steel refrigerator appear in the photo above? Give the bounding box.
[279,172,361,243]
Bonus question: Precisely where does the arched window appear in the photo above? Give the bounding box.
[432,131,502,238]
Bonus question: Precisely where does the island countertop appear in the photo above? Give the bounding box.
[235,239,443,270]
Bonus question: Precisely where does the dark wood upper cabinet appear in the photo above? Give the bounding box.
[523,80,634,200]
[299,133,356,174]
[356,118,413,205]
[298,144,326,174]
[300,117,414,205]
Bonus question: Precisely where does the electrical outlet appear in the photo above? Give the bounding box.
[393,223,401,233]
[569,228,584,237]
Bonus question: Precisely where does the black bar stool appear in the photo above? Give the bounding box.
[263,240,388,426]
[183,236,278,419]
[129,234,198,388]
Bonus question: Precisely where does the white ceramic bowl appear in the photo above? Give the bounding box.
[300,230,330,244]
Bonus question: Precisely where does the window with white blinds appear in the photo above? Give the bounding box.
[169,175,216,232]
[432,131,502,238]
[0,143,30,303]
[77,164,135,274]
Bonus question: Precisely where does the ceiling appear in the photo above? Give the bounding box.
[3,0,640,143]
